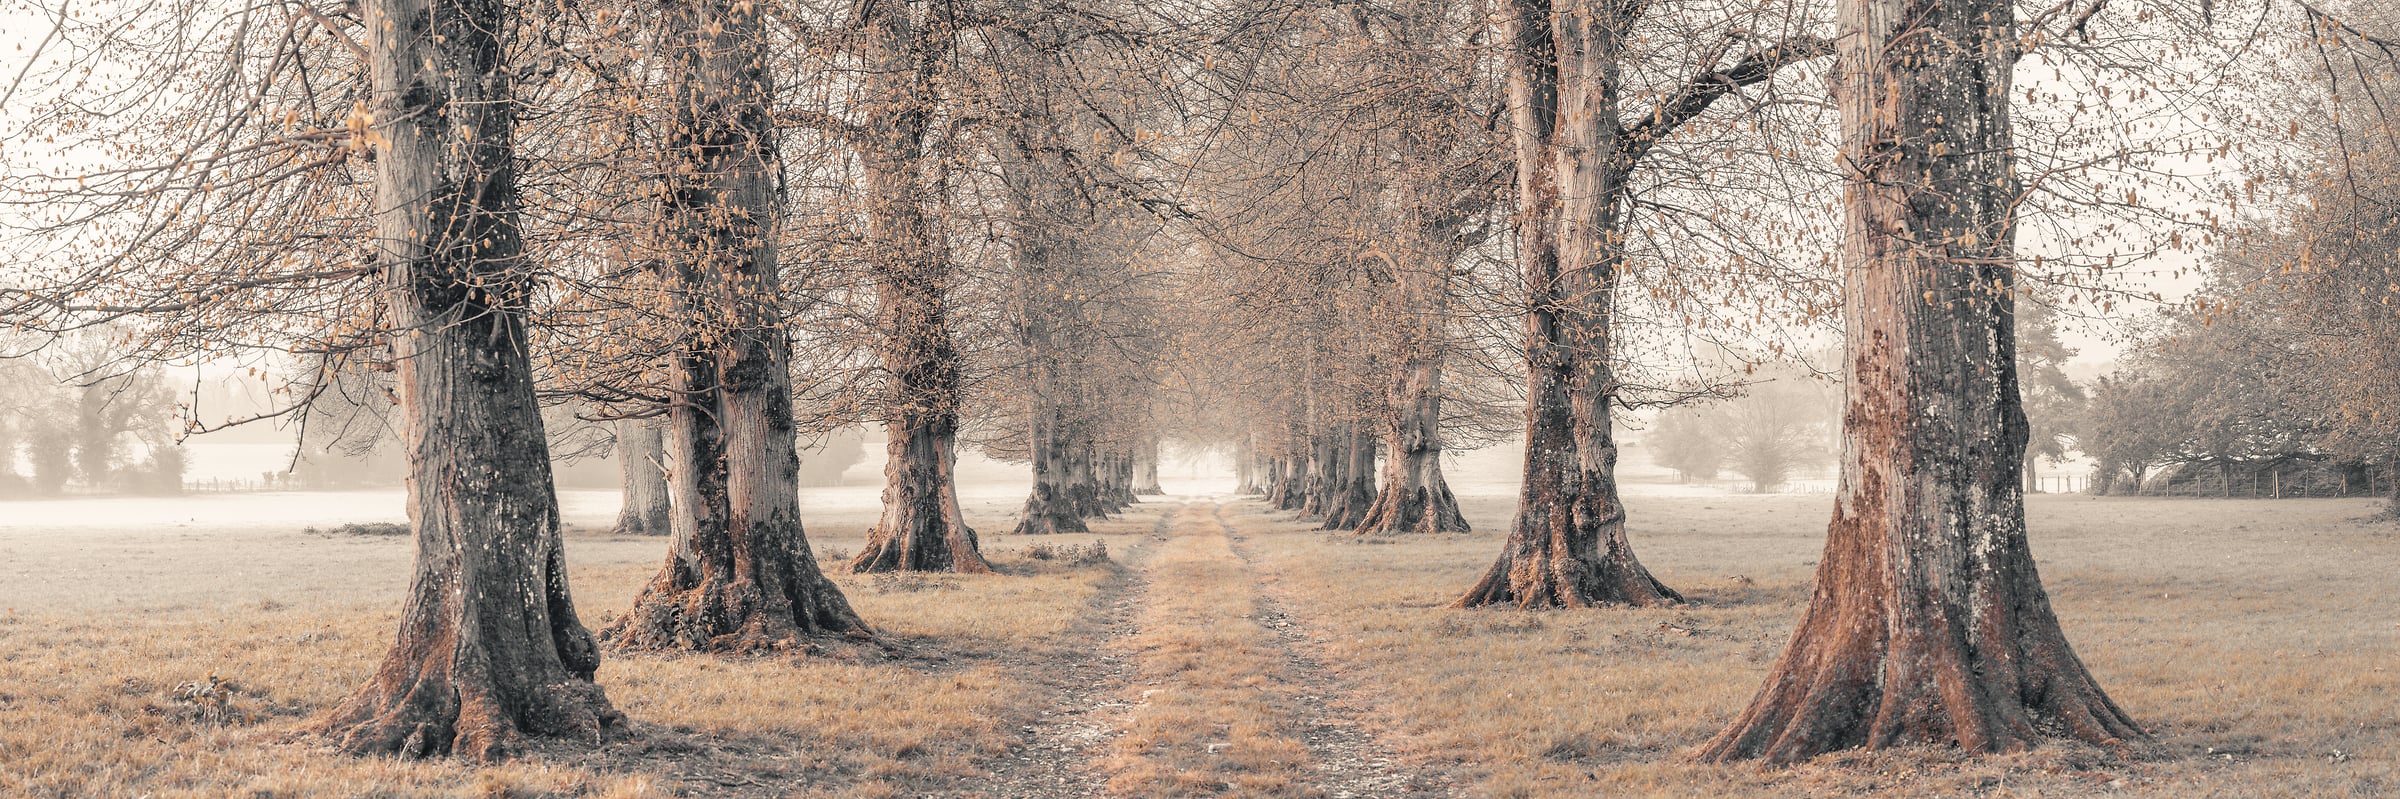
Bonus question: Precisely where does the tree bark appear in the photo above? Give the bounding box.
[316,0,622,757]
[1263,455,1296,507]
[605,0,870,652]
[1356,412,1469,534]
[848,0,991,574]
[1695,0,2140,761]
[991,71,1102,536]
[1457,0,1679,609]
[855,417,992,572]
[613,419,670,536]
[1265,419,1311,511]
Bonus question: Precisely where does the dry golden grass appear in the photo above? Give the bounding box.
[1225,490,2400,798]
[1101,502,1319,797]
[5,485,2395,797]
[0,488,1158,799]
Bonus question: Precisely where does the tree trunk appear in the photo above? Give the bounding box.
[1457,0,1678,609]
[1234,436,1260,495]
[1297,428,1341,521]
[606,0,870,651]
[991,78,1101,536]
[1317,429,1380,530]
[855,417,992,572]
[1065,441,1112,519]
[848,0,990,574]
[1262,455,1294,506]
[1100,449,1137,509]
[1134,436,1165,495]
[1695,0,2140,761]
[2384,441,2400,516]
[1013,406,1088,535]
[316,0,621,757]
[613,419,670,536]
[1356,318,1469,534]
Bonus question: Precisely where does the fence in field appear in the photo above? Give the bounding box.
[1698,469,2388,499]
[184,475,295,493]
[2031,475,2087,494]
[2128,465,2393,499]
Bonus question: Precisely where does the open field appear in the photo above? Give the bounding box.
[2,482,2394,797]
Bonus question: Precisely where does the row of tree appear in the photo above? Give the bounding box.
[0,0,2379,772]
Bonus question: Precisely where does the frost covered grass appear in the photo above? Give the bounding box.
[0,483,1154,799]
[1226,490,2400,798]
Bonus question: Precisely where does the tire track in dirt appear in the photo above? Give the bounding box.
[963,503,1172,799]
[1088,499,1454,798]
[1212,500,1459,799]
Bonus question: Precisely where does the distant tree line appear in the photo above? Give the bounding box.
[0,334,185,497]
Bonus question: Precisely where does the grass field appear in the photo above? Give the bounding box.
[1,482,2392,797]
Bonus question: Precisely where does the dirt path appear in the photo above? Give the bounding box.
[1061,498,1453,798]
[1214,502,1458,799]
[966,511,1170,799]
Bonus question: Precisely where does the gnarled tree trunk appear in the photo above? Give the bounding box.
[1695,0,2140,761]
[606,0,869,652]
[316,0,621,757]
[613,419,670,536]
[1270,451,1308,511]
[856,416,992,572]
[1096,448,1136,511]
[1458,0,1678,608]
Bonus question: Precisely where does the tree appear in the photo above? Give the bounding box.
[1713,375,1836,493]
[847,0,992,574]
[2079,373,2180,493]
[2017,300,2086,492]
[0,336,183,496]
[612,419,670,536]
[1696,0,2140,760]
[2080,305,2332,495]
[2176,11,2400,512]
[1456,0,1830,609]
[1133,436,1165,495]
[1647,406,1724,482]
[314,0,623,757]
[1344,1,1501,536]
[798,426,868,486]
[604,0,872,650]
